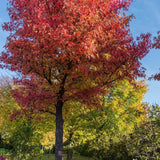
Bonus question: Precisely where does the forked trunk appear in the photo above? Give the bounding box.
[55,101,63,160]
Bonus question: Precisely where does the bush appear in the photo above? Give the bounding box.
[0,148,11,155]
[9,120,43,160]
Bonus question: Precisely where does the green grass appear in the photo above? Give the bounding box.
[0,149,92,160]
[33,154,92,160]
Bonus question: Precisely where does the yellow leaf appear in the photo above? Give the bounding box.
[104,53,111,60]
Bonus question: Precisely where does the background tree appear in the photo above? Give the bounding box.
[0,77,20,148]
[41,131,55,155]
[0,77,55,159]
[63,79,149,160]
[125,104,160,160]
[1,0,151,159]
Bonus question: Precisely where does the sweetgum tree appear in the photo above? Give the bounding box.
[1,0,151,159]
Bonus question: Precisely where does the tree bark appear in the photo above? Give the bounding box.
[55,100,64,160]
[55,73,68,160]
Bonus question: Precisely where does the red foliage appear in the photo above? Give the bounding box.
[1,0,151,110]
[151,32,160,80]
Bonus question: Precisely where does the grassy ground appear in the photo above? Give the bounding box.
[0,148,92,160]
[0,150,92,160]
[33,154,92,160]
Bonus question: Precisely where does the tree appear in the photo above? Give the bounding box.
[0,77,20,142]
[0,77,55,159]
[1,0,151,159]
[63,79,149,160]
[124,104,160,160]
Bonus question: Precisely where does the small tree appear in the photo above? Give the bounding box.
[9,118,42,160]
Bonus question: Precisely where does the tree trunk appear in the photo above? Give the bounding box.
[66,132,74,160]
[67,147,73,160]
[55,101,64,160]
[55,73,68,160]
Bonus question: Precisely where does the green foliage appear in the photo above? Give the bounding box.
[0,78,55,159]
[9,118,43,160]
[63,79,149,159]
[0,148,11,155]
[1,77,158,160]
[101,104,160,160]
[125,104,160,160]
[0,78,20,137]
[97,140,133,160]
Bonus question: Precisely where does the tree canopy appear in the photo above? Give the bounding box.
[0,0,151,159]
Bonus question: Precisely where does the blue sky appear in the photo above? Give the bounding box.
[128,0,160,105]
[1,0,160,104]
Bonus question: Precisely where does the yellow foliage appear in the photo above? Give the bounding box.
[63,79,149,151]
[104,53,111,60]
[41,131,55,148]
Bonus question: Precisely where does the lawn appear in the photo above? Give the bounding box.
[33,154,92,160]
[0,148,92,160]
